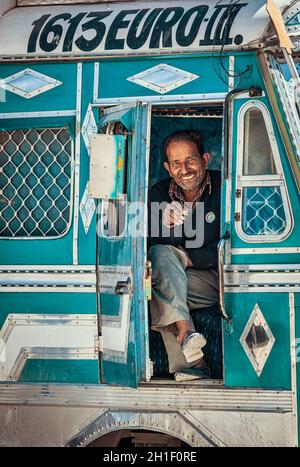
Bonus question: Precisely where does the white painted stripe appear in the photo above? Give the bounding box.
[0,287,96,293]
[225,286,300,293]
[73,63,82,265]
[225,265,300,271]
[93,62,99,102]
[0,110,76,119]
[228,55,235,90]
[225,271,300,286]
[0,265,95,271]
[231,247,300,255]
[93,93,227,105]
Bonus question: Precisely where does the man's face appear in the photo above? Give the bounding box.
[164,140,210,193]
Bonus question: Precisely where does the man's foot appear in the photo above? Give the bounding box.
[174,366,211,382]
[180,329,207,363]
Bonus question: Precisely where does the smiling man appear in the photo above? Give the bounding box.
[148,130,221,381]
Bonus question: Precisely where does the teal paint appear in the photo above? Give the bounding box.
[231,254,300,265]
[78,62,97,265]
[0,230,74,265]
[0,230,73,265]
[224,293,291,389]
[19,359,99,384]
[0,63,78,113]
[0,117,75,134]
[0,292,96,328]
[98,55,229,99]
[232,53,263,91]
[98,107,139,388]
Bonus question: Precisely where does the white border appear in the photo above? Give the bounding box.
[228,56,235,91]
[73,63,82,265]
[93,62,100,103]
[0,110,76,119]
[235,99,294,243]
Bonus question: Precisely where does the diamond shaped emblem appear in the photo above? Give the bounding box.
[80,183,96,234]
[127,64,199,94]
[0,68,62,99]
[82,106,98,156]
[240,304,275,376]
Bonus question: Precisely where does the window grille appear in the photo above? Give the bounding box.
[242,187,286,236]
[0,128,72,238]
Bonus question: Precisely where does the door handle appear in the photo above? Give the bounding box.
[115,277,131,295]
[218,232,231,322]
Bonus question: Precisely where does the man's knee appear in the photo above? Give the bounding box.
[148,244,173,264]
[148,245,179,281]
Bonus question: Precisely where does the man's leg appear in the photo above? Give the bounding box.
[149,244,202,374]
[149,244,190,329]
[186,269,219,311]
[172,268,219,379]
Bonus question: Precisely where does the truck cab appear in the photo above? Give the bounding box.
[0,0,299,447]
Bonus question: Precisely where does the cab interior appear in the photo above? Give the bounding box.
[147,104,224,383]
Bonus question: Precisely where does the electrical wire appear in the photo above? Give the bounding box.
[211,0,252,89]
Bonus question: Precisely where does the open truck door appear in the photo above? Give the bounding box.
[89,102,151,388]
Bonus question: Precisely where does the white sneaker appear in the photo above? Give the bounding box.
[181,330,207,363]
[174,366,210,382]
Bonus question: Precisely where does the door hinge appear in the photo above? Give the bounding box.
[234,212,241,222]
[95,335,103,353]
[144,260,152,301]
[235,189,242,198]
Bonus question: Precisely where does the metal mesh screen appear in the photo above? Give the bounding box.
[242,187,286,236]
[0,128,72,238]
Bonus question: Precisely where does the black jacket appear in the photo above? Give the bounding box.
[148,170,221,270]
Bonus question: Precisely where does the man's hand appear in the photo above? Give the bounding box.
[162,201,189,228]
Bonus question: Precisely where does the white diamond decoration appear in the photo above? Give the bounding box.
[0,68,62,99]
[82,105,98,156]
[80,183,96,234]
[127,64,199,94]
[240,304,275,377]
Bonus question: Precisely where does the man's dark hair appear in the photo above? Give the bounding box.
[163,130,205,160]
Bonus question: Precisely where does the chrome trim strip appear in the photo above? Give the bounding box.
[94,93,227,105]
[0,384,293,412]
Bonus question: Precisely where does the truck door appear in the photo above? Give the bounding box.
[222,91,300,388]
[89,102,151,388]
